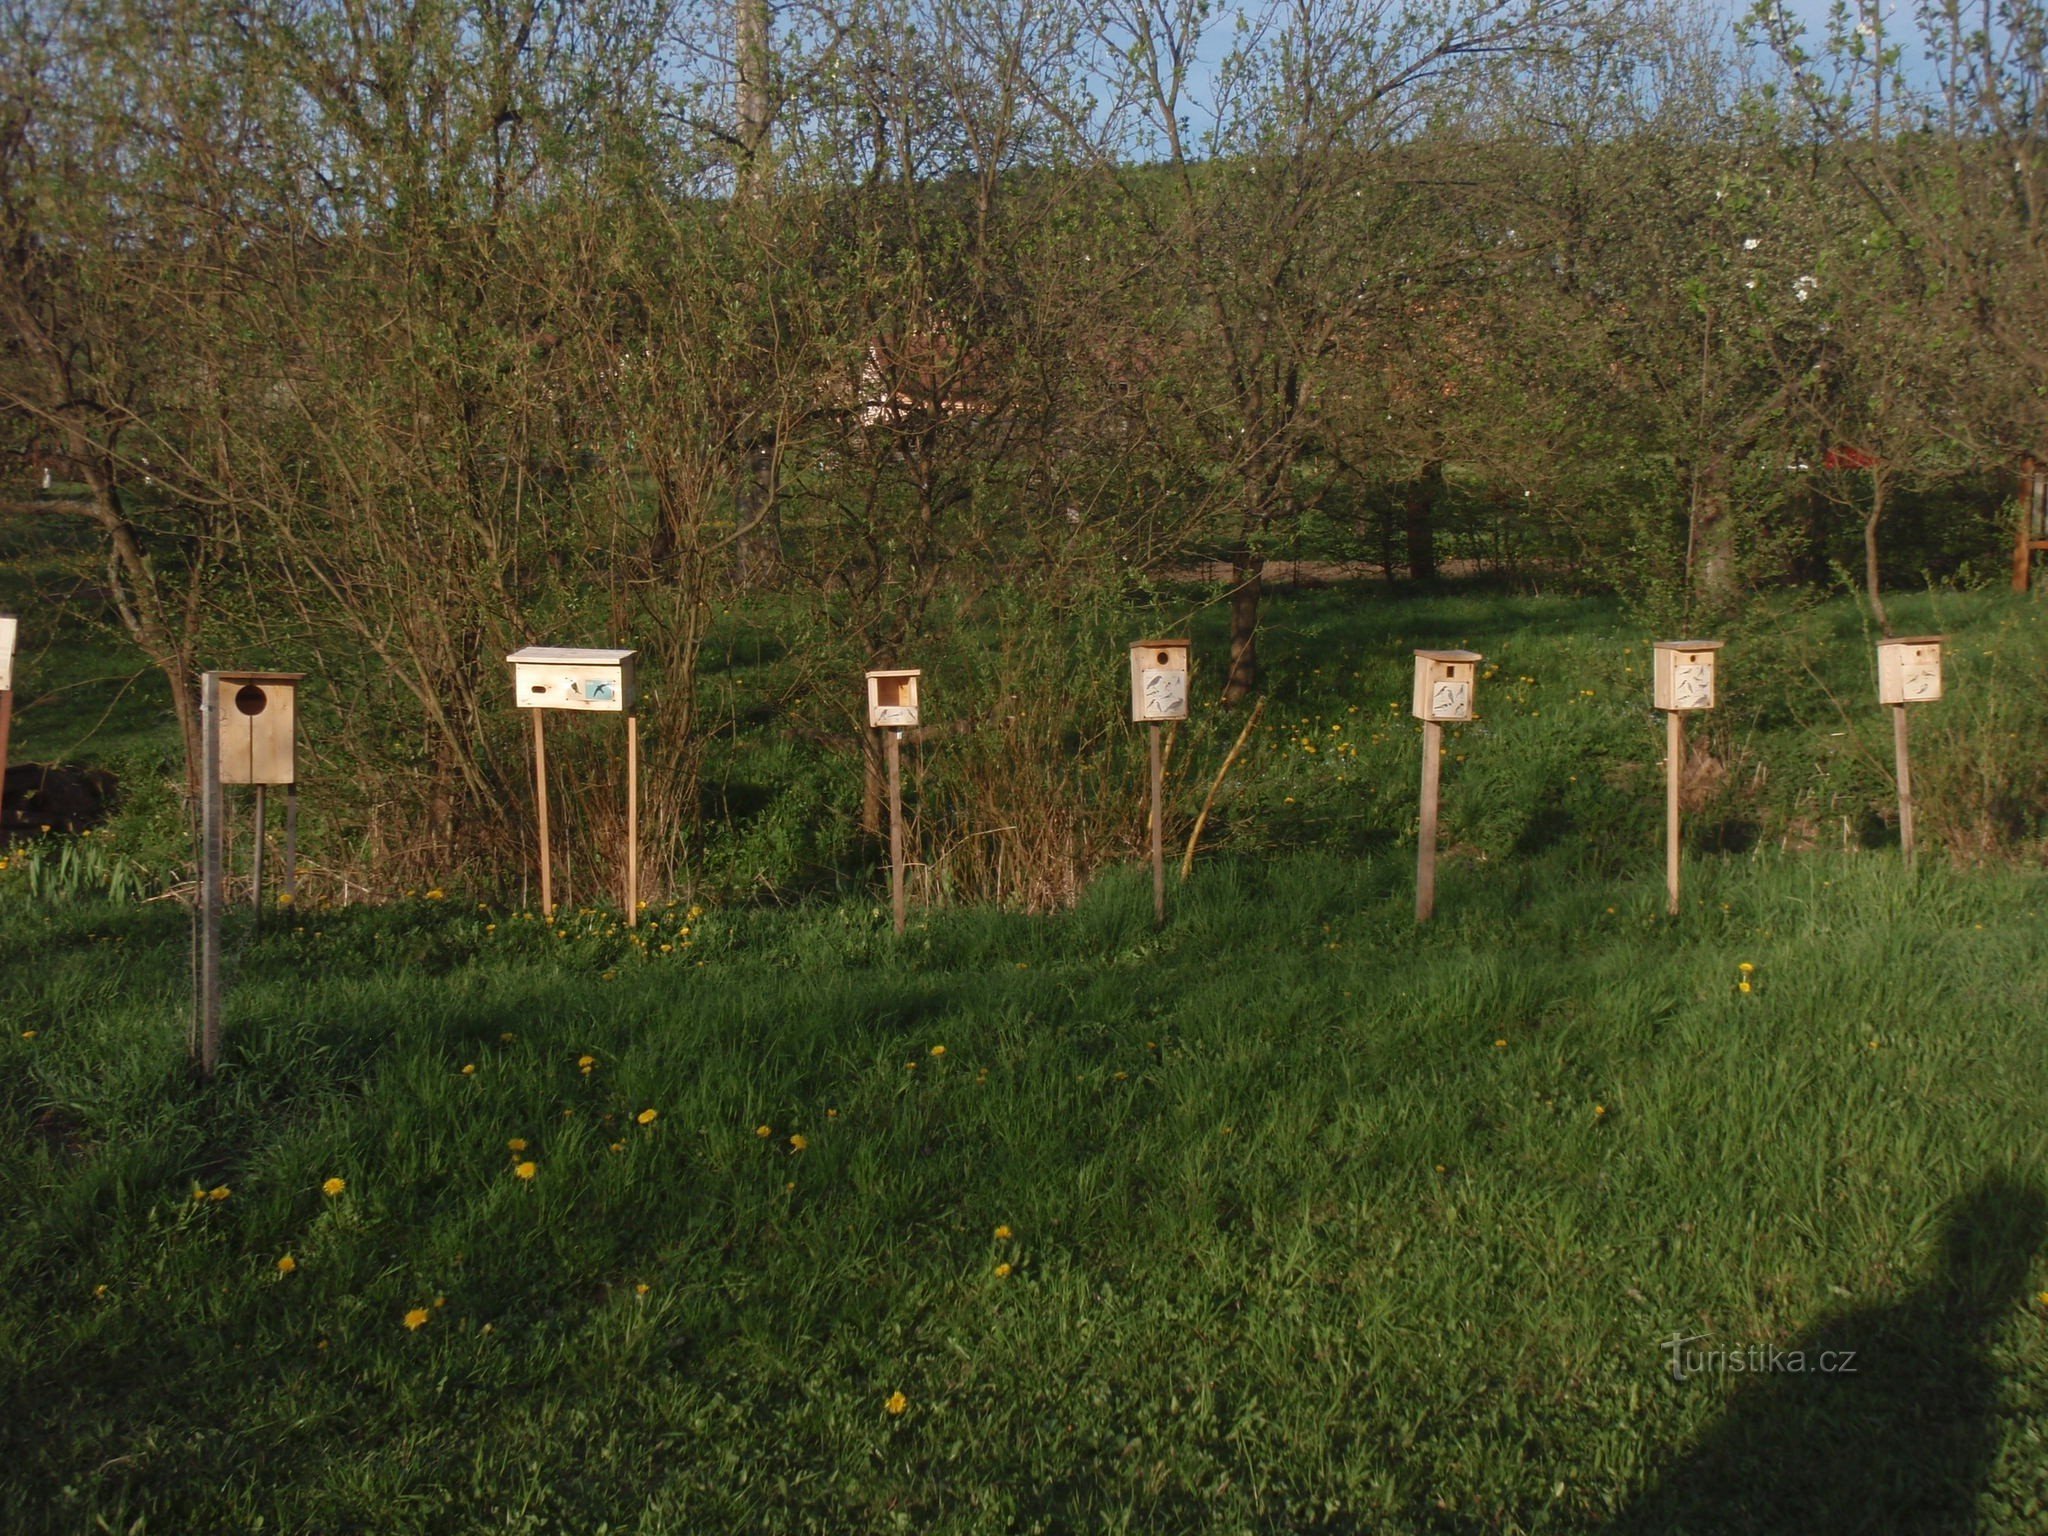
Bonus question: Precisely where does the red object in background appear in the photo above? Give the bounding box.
[1822,445,1878,470]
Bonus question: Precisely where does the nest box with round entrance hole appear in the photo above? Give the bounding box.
[508,647,637,712]
[0,614,16,693]
[215,672,302,785]
[866,669,922,729]
[1653,640,1722,712]
[1130,640,1191,722]
[1877,636,1944,705]
[1411,651,1481,722]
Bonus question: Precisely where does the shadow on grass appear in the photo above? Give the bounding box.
[1607,1173,2045,1536]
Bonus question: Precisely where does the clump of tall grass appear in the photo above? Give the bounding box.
[0,830,168,904]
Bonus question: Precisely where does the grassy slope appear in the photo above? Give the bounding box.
[3,843,2045,1534]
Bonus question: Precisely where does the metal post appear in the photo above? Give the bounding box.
[626,713,640,926]
[1416,720,1441,922]
[1666,711,1684,916]
[532,708,552,918]
[1893,703,1916,869]
[197,672,223,1079]
[251,784,266,913]
[886,727,906,936]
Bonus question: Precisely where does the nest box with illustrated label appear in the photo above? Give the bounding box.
[508,647,637,712]
[214,672,303,785]
[1877,637,1944,705]
[1411,651,1481,722]
[866,669,922,729]
[0,614,16,693]
[1653,640,1723,712]
[1130,640,1191,722]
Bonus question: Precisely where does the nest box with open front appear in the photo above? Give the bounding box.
[214,672,302,785]
[1653,641,1722,712]
[1877,637,1944,705]
[1129,640,1191,722]
[508,647,637,712]
[1411,650,1481,722]
[866,669,922,729]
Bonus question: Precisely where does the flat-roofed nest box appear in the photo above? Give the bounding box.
[0,613,16,694]
[1653,640,1723,712]
[509,647,637,712]
[1129,639,1191,722]
[1411,650,1481,722]
[866,668,922,729]
[1877,636,1945,705]
[214,671,303,785]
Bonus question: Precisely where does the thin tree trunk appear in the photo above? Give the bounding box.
[1864,465,1891,636]
[1223,545,1262,704]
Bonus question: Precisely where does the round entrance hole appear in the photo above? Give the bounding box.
[234,684,269,717]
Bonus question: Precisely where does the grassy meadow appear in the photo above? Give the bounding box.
[5,554,2048,1531]
[5,849,2048,1532]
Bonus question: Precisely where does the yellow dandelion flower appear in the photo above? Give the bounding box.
[208,1186,231,1202]
[755,1124,772,1138]
[1494,1039,1507,1049]
[885,1390,909,1416]
[403,1308,430,1330]
[1594,1105,1607,1118]
[322,1177,347,1197]
[610,1141,624,1152]
[827,1108,839,1118]
[508,1138,527,1152]
[790,1134,809,1152]
[929,1045,946,1057]
[92,1283,108,1298]
[635,1282,650,1296]
[20,1030,35,1041]
[513,1161,537,1180]
[995,1262,1012,1277]
[276,1255,297,1275]
[1739,980,1753,994]
[995,1225,1012,1240]
[1738,961,1755,974]
[461,1063,477,1076]
[637,1108,658,1125]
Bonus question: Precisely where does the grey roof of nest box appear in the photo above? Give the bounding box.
[507,646,637,663]
[1413,649,1482,661]
[1653,639,1724,651]
[1879,635,1946,646]
[210,670,307,683]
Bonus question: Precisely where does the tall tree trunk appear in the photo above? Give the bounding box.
[1403,459,1443,582]
[736,0,772,192]
[1223,544,1262,704]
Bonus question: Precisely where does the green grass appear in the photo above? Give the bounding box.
[4,845,2046,1533]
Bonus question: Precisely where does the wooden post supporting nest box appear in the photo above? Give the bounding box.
[0,615,16,836]
[1652,641,1721,915]
[193,669,303,1079]
[1130,640,1190,926]
[1411,650,1480,921]
[1877,636,1944,868]
[865,668,922,935]
[2015,457,2048,593]
[509,646,640,923]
